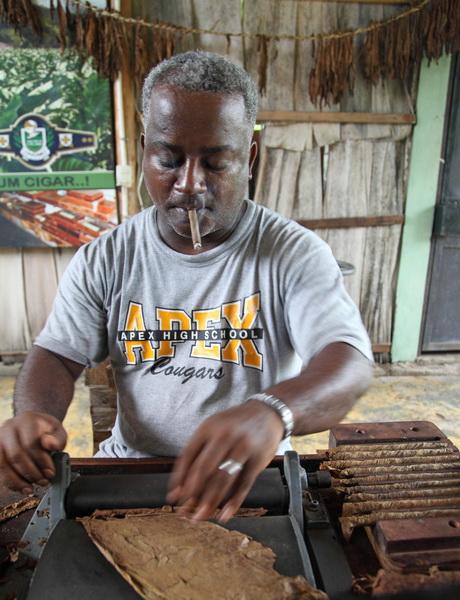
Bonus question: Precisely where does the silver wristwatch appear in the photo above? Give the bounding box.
[249,392,294,440]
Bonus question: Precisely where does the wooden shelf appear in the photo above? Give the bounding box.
[257,111,416,125]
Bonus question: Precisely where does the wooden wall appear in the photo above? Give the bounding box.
[0,1,416,360]
[0,248,75,355]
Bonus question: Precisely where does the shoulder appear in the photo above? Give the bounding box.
[250,201,331,263]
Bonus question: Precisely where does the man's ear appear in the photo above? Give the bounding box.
[249,140,258,179]
[141,132,145,149]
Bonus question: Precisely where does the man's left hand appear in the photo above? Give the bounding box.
[167,400,284,522]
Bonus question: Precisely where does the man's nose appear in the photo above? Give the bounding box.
[174,158,206,195]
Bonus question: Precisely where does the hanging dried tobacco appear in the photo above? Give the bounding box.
[65,0,75,32]
[362,0,460,87]
[257,34,269,96]
[0,0,42,36]
[74,1,84,52]
[423,0,460,59]
[85,10,98,62]
[135,21,151,91]
[309,34,355,106]
[151,21,163,65]
[57,0,67,50]
[0,0,459,97]
[151,23,175,68]
[165,29,175,60]
[111,16,129,74]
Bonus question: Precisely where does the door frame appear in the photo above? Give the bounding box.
[420,51,460,353]
[391,55,452,363]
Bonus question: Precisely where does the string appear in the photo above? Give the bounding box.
[67,0,430,44]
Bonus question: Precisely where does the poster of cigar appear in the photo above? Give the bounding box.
[0,10,117,247]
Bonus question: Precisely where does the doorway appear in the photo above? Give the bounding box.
[422,52,460,351]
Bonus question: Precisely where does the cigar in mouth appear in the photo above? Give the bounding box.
[188,208,202,250]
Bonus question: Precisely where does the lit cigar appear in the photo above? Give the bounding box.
[188,209,202,250]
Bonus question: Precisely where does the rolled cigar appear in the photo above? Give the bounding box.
[340,509,460,541]
[347,487,460,503]
[334,472,460,486]
[329,462,460,478]
[326,448,457,460]
[327,441,453,454]
[342,496,460,516]
[327,454,460,468]
[188,208,202,250]
[338,478,460,494]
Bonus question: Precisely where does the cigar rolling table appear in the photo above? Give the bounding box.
[1,422,460,599]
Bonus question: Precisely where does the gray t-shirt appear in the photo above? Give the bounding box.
[36,199,372,457]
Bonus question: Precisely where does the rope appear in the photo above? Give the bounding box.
[68,0,430,43]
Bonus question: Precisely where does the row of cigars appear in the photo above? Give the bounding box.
[321,439,460,540]
[0,189,116,246]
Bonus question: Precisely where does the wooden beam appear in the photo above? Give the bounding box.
[308,1,409,4]
[257,111,416,125]
[297,215,405,230]
[372,344,392,353]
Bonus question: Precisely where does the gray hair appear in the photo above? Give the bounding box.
[142,51,258,129]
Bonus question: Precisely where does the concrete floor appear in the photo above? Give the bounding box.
[0,364,93,457]
[1,356,459,456]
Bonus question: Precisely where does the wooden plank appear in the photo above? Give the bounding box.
[372,344,391,353]
[191,0,243,62]
[0,250,31,352]
[324,140,372,218]
[317,227,366,309]
[119,0,138,217]
[243,0,298,111]
[294,1,339,107]
[361,224,402,344]
[254,147,284,212]
[53,248,76,281]
[22,249,58,341]
[275,151,301,217]
[139,1,194,54]
[86,360,114,388]
[298,215,404,229]
[257,111,416,124]
[292,148,323,220]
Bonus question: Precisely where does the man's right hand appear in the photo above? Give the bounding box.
[0,411,67,493]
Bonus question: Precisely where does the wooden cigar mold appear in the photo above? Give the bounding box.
[2,421,460,598]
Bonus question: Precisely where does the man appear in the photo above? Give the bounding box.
[0,52,373,522]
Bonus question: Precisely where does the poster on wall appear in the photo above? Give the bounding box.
[0,21,117,247]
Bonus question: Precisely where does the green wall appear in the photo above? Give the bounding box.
[392,55,452,362]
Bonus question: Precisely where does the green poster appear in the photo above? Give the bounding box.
[0,25,117,247]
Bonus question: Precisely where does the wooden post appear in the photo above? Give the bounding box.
[113,0,139,219]
[392,56,452,362]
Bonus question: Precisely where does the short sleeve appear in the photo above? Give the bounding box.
[35,242,109,367]
[283,238,373,365]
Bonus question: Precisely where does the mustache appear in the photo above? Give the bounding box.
[169,194,208,210]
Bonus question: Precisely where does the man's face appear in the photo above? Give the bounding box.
[142,85,257,253]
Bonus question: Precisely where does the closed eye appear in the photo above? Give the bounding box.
[204,160,228,172]
[158,158,181,169]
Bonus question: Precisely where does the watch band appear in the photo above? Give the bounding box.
[249,393,294,440]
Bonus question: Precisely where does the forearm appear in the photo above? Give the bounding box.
[14,346,84,421]
[265,342,373,435]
